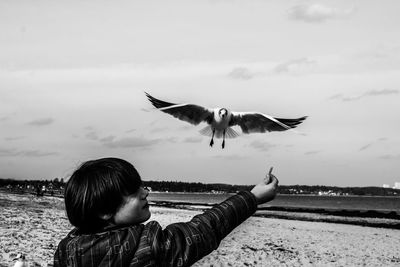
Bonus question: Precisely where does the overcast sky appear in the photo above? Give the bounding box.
[1,0,400,187]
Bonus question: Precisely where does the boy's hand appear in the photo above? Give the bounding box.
[250,167,279,205]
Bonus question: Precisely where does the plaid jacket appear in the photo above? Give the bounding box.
[54,191,257,267]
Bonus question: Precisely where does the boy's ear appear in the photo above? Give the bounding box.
[99,213,113,220]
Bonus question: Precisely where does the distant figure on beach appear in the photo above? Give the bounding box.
[146,92,307,148]
[35,186,43,197]
[54,157,278,266]
[13,254,28,267]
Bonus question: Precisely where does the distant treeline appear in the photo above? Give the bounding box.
[278,185,400,196]
[0,178,65,190]
[0,178,399,196]
[143,180,252,193]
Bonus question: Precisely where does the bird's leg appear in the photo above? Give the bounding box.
[222,130,225,149]
[210,129,215,147]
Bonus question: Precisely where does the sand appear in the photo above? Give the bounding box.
[1,192,399,266]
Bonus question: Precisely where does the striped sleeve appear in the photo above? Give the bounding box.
[148,191,258,267]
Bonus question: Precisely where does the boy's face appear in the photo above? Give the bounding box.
[112,186,151,225]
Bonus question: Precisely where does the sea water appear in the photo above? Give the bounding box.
[148,192,400,213]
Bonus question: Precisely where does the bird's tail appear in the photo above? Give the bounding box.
[225,127,240,138]
[199,126,240,139]
[199,125,213,137]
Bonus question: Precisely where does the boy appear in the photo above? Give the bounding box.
[54,157,278,266]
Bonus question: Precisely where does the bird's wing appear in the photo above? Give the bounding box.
[229,111,307,134]
[145,92,214,125]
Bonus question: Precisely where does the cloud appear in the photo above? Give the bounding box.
[27,117,54,126]
[288,4,355,23]
[274,58,316,74]
[85,131,99,140]
[183,137,203,143]
[249,140,276,152]
[102,137,160,149]
[304,150,322,155]
[366,89,399,96]
[359,138,387,151]
[125,128,137,133]
[329,94,361,102]
[214,154,246,160]
[359,143,373,151]
[0,113,17,122]
[4,136,25,141]
[84,126,94,131]
[0,148,58,157]
[99,135,115,143]
[228,67,255,80]
[84,127,101,141]
[352,43,400,62]
[20,150,59,157]
[165,137,178,143]
[0,116,10,122]
[0,148,19,157]
[379,154,400,160]
[150,127,169,133]
[329,89,399,102]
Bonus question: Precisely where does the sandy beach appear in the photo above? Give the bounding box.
[1,192,399,267]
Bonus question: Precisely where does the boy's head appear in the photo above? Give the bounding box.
[65,157,150,232]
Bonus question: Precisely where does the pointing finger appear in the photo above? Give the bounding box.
[265,167,274,184]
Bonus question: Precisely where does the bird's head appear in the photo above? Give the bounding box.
[218,108,228,119]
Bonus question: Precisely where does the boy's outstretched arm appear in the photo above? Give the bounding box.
[147,168,279,267]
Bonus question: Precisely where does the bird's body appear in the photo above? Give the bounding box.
[211,108,231,133]
[145,92,307,148]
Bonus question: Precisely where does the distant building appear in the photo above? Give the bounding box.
[394,182,400,189]
[383,184,390,188]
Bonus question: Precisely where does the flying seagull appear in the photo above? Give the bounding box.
[145,92,307,149]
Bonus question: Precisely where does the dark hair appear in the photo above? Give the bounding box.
[64,157,142,232]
